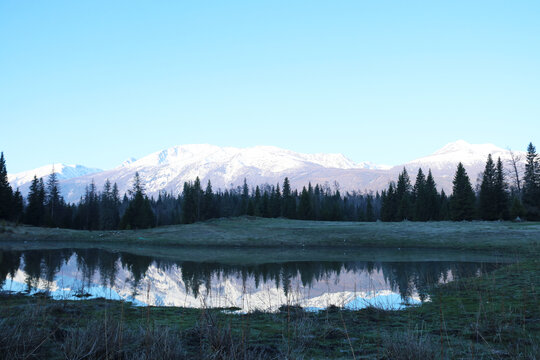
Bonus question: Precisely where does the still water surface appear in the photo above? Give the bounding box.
[0,248,511,312]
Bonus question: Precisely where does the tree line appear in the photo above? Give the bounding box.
[380,143,539,221]
[0,142,539,229]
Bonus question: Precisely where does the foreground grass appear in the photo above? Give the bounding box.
[1,218,539,358]
[1,259,538,359]
[2,217,540,253]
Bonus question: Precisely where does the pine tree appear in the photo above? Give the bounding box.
[412,168,427,221]
[281,177,296,218]
[297,186,313,220]
[450,163,476,221]
[494,157,509,220]
[366,195,375,222]
[120,172,156,229]
[0,152,13,220]
[253,186,262,216]
[380,182,397,221]
[523,143,540,220]
[439,189,450,220]
[11,188,24,223]
[261,190,270,217]
[203,180,217,220]
[396,168,412,220]
[26,176,45,226]
[270,184,281,218]
[84,180,100,230]
[241,178,249,215]
[479,154,498,220]
[45,168,64,226]
[424,170,439,221]
[99,179,120,229]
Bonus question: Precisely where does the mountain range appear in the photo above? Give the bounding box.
[8,141,525,204]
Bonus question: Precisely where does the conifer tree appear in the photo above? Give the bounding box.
[261,190,270,217]
[121,172,156,229]
[253,186,262,216]
[412,168,427,221]
[396,168,412,220]
[366,195,375,222]
[479,154,498,220]
[26,176,45,226]
[84,180,100,230]
[246,199,255,216]
[241,178,249,215]
[439,189,450,220]
[270,184,281,218]
[0,152,13,220]
[99,179,120,229]
[494,157,509,220]
[203,180,217,219]
[297,186,313,220]
[450,163,476,221]
[523,142,540,220]
[182,182,195,224]
[380,182,397,221]
[45,169,64,226]
[424,170,439,220]
[281,177,296,218]
[11,188,24,223]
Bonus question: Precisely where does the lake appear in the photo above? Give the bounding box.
[0,246,514,312]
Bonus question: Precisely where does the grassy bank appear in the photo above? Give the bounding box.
[1,218,539,358]
[2,217,540,252]
[1,259,538,359]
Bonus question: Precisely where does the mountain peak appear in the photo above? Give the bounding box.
[8,163,102,189]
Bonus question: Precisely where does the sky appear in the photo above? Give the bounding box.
[1,1,539,173]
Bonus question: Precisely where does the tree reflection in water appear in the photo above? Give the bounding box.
[0,248,503,307]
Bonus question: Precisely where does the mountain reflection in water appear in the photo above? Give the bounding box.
[0,248,507,312]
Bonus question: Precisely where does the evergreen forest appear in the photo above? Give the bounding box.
[0,142,539,230]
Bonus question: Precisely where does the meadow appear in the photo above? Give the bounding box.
[0,218,539,359]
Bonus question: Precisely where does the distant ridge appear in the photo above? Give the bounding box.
[8,141,526,203]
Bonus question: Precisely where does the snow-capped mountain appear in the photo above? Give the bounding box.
[392,140,526,192]
[8,163,102,195]
[8,141,527,203]
[406,140,521,171]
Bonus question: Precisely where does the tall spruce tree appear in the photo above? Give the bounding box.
[494,157,509,220]
[281,177,296,218]
[396,168,412,220]
[297,186,313,220]
[0,152,13,220]
[424,170,439,220]
[380,182,397,221]
[412,168,427,221]
[99,179,120,229]
[25,176,45,226]
[450,163,476,221]
[45,169,63,226]
[121,172,156,229]
[203,180,217,220]
[478,154,498,220]
[11,188,24,223]
[523,142,540,220]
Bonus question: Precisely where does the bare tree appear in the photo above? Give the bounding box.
[506,148,523,196]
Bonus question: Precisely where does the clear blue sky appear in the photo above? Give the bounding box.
[1,1,539,173]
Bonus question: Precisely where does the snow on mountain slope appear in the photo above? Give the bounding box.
[47,144,387,203]
[8,141,527,203]
[8,163,102,190]
[406,140,522,170]
[380,140,528,193]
